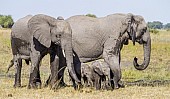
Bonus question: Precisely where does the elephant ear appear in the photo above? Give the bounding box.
[133,15,144,23]
[131,15,144,45]
[122,13,133,25]
[122,13,137,45]
[125,13,133,32]
[28,15,52,48]
[93,67,103,76]
[92,61,103,76]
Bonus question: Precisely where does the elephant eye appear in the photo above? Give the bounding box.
[56,34,62,38]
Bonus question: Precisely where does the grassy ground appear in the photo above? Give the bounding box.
[0,29,170,98]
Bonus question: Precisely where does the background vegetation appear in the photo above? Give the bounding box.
[0,15,14,28]
[86,14,97,18]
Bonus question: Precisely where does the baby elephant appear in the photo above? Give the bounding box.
[81,60,110,90]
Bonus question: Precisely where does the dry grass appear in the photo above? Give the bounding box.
[1,29,170,99]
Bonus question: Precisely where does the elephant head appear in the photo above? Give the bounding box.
[91,61,103,76]
[28,14,80,83]
[122,14,151,70]
[101,62,110,77]
[81,63,92,78]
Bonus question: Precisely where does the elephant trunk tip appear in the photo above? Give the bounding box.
[68,65,81,83]
[133,57,149,70]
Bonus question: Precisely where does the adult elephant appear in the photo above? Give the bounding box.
[9,14,80,88]
[66,13,151,89]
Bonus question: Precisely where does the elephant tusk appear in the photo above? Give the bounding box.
[73,53,75,57]
[62,49,66,57]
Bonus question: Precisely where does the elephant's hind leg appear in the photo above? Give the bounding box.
[14,57,22,88]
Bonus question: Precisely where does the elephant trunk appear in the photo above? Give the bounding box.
[133,34,151,70]
[62,34,80,83]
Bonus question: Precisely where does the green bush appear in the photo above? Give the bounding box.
[0,15,14,28]
[149,29,159,34]
[86,14,97,18]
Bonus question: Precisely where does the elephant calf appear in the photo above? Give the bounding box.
[81,60,110,90]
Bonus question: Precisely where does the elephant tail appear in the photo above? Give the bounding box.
[6,59,14,73]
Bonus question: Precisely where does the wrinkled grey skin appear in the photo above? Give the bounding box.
[81,62,102,90]
[67,13,151,89]
[9,14,80,89]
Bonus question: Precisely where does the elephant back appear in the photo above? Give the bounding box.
[11,15,33,42]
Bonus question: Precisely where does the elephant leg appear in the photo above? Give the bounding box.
[103,39,121,89]
[95,75,101,90]
[48,53,59,89]
[14,57,22,88]
[74,61,81,86]
[45,57,66,88]
[101,76,106,90]
[83,77,88,87]
[105,75,111,90]
[87,77,93,87]
[28,52,41,89]
[57,58,67,88]
[103,52,121,89]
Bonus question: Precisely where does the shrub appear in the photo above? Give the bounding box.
[149,29,159,34]
[86,14,97,18]
[0,15,14,28]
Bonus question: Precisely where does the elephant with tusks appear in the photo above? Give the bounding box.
[8,14,80,89]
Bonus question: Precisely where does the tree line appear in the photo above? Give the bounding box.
[147,21,170,29]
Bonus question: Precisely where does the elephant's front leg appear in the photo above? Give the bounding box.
[48,53,59,89]
[28,51,41,89]
[104,75,112,90]
[14,57,22,88]
[87,77,93,87]
[94,74,101,90]
[103,38,121,89]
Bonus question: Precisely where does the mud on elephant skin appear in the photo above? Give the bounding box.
[67,13,151,89]
[8,14,80,89]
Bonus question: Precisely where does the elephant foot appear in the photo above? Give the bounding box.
[28,82,41,89]
[58,81,67,88]
[111,81,125,90]
[102,84,112,90]
[50,81,67,90]
[73,82,83,90]
[13,83,21,88]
